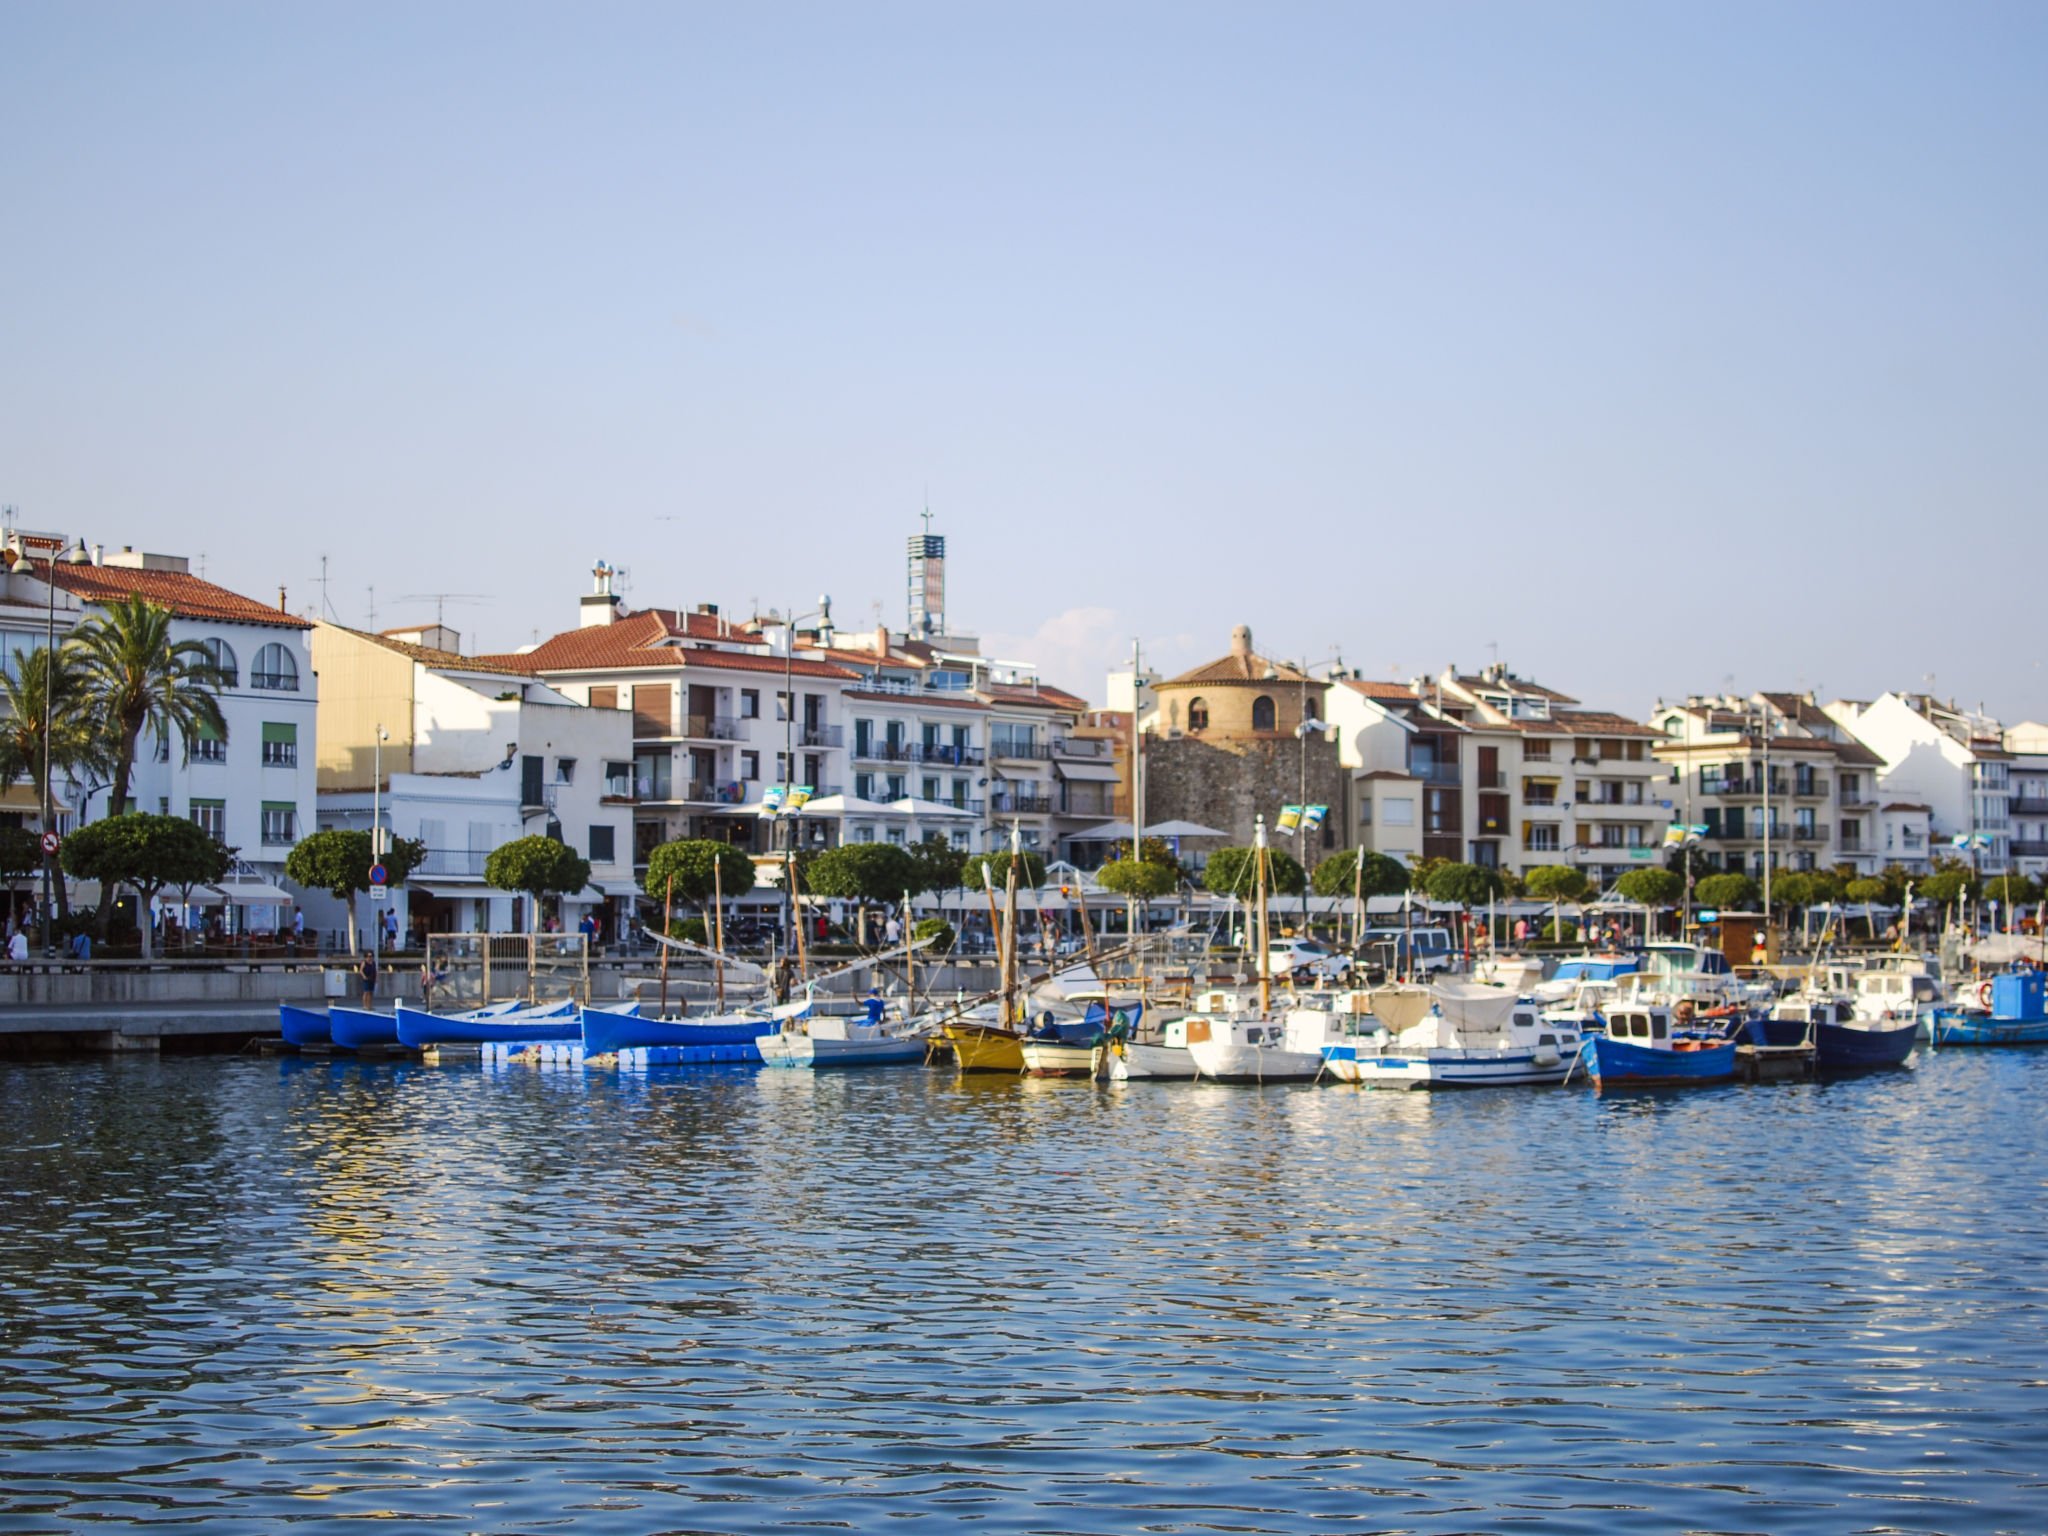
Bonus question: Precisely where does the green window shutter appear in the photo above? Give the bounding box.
[195,719,224,742]
[261,800,296,814]
[261,722,296,744]
[189,798,225,811]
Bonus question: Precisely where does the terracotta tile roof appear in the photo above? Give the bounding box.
[1354,768,1421,781]
[1338,678,1418,702]
[1550,710,1663,738]
[985,681,1086,711]
[41,558,310,629]
[332,624,533,676]
[1161,650,1313,687]
[481,610,856,679]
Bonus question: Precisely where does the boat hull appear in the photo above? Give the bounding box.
[1583,1033,1736,1086]
[1108,1041,1195,1080]
[1187,1040,1324,1083]
[1932,1012,2048,1046]
[1322,1043,1573,1088]
[279,1003,331,1047]
[395,1002,590,1048]
[581,1007,775,1055]
[1815,1018,1919,1068]
[944,1022,1025,1073]
[759,1030,927,1068]
[1020,1041,1100,1077]
[328,1006,400,1050]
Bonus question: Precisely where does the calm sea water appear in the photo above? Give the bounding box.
[2,1049,2044,1534]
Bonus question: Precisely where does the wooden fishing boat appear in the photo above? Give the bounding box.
[328,1006,401,1050]
[945,1020,1027,1073]
[581,1006,777,1056]
[1932,972,2048,1045]
[1754,1002,1917,1069]
[279,1003,331,1047]
[1580,1005,1737,1086]
[394,1000,594,1048]
[758,1014,927,1068]
[1326,991,1574,1088]
[1019,1019,1103,1077]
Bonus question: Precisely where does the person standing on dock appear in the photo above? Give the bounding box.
[359,950,379,1008]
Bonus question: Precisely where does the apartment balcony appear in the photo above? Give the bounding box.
[684,714,746,742]
[1840,790,1867,806]
[800,724,844,749]
[1793,827,1829,844]
[1522,799,1564,814]
[684,780,748,805]
[1053,737,1111,759]
[852,741,917,763]
[2010,797,2048,816]
[914,743,984,766]
[990,794,1054,816]
[416,848,490,877]
[1410,763,1460,785]
[2010,839,2048,857]
[991,743,1054,762]
[1792,778,1828,798]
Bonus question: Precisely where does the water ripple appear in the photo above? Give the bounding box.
[0,1051,2044,1532]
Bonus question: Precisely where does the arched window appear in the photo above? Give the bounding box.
[1187,697,1209,731]
[252,643,299,691]
[200,638,238,687]
[1251,695,1276,731]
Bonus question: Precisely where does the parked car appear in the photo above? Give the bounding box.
[1261,938,1351,980]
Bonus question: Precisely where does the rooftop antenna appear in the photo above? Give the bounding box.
[315,554,339,621]
[367,584,376,630]
[396,592,489,629]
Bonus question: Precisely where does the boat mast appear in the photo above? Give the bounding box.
[788,848,810,982]
[713,854,726,1014]
[1130,636,1144,979]
[1002,820,1022,1024]
[1256,813,1271,1017]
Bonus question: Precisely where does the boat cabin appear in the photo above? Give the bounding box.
[1856,971,1938,1006]
[1601,1006,1723,1052]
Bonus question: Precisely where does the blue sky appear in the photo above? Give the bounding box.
[4,3,2044,718]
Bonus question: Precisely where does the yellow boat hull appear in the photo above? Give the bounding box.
[945,1022,1025,1073]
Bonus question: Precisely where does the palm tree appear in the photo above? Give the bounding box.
[73,596,230,825]
[0,644,110,922]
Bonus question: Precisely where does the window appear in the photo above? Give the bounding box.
[740,751,760,781]
[855,826,875,843]
[1524,740,1551,760]
[634,751,672,800]
[1523,823,1559,851]
[556,758,575,784]
[1626,740,1644,761]
[1383,798,1415,827]
[1599,739,1621,760]
[991,722,1036,757]
[158,797,169,814]
[886,827,906,846]
[260,802,296,845]
[261,722,297,767]
[1357,801,1372,825]
[588,686,618,710]
[855,719,873,757]
[740,689,760,719]
[154,734,169,762]
[604,761,632,797]
[189,799,226,838]
[589,824,616,863]
[1251,695,1276,731]
[251,643,297,691]
[1188,697,1209,731]
[885,774,905,800]
[950,829,969,849]
[776,691,792,722]
[855,773,875,800]
[923,776,939,801]
[191,722,226,763]
[951,777,968,807]
[200,638,238,686]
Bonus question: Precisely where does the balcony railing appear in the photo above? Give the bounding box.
[1477,771,1507,789]
[416,848,490,877]
[800,724,844,748]
[684,780,748,805]
[990,794,1054,816]
[2010,839,2048,857]
[1793,827,1828,842]
[913,743,983,766]
[2010,797,2048,816]
[990,742,1053,761]
[1793,778,1828,798]
[685,714,746,741]
[1840,790,1867,806]
[1053,737,1110,759]
[1410,763,1460,784]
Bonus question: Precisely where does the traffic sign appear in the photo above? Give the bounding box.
[39,831,59,855]
[368,863,388,886]
[367,886,391,902]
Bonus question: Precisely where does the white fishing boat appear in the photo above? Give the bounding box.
[1110,989,1251,1080]
[757,1010,927,1068]
[1324,985,1580,1087]
[1186,1006,1353,1082]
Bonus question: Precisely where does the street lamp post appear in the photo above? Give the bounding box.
[777,599,830,956]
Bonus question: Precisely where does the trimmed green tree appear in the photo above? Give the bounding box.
[1920,868,1977,906]
[1201,846,1307,898]
[906,833,967,896]
[912,917,956,954]
[1615,867,1682,907]
[59,813,229,959]
[1096,858,1177,899]
[643,839,757,919]
[284,829,426,955]
[485,835,594,933]
[1523,865,1590,902]
[1309,849,1409,899]
[1424,861,1505,906]
[806,842,918,945]
[1843,877,1887,903]
[963,849,1048,891]
[1694,872,1761,910]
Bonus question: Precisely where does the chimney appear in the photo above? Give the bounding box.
[278,586,287,613]
[91,544,104,566]
[875,622,890,656]
[580,560,622,627]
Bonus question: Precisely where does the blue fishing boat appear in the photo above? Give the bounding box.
[328,1006,401,1049]
[393,999,596,1048]
[1581,1004,1737,1086]
[279,1003,332,1047]
[580,1006,777,1056]
[1933,972,2048,1045]
[1751,1003,1917,1069]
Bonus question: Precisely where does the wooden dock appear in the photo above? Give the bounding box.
[1735,1042,1815,1082]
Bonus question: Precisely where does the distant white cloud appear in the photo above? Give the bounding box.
[984,607,1208,702]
